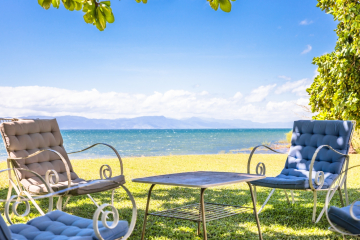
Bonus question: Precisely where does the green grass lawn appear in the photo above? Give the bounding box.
[1,153,360,239]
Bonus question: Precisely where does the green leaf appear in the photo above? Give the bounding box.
[95,19,105,31]
[38,0,45,7]
[101,6,115,23]
[209,0,219,11]
[83,12,94,23]
[97,7,106,30]
[75,2,82,11]
[52,0,60,8]
[101,1,111,7]
[219,0,231,12]
[42,0,52,9]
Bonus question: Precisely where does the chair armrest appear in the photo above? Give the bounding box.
[247,145,286,175]
[29,179,137,240]
[67,143,124,175]
[0,167,55,224]
[308,145,350,191]
[8,149,72,191]
[324,165,360,236]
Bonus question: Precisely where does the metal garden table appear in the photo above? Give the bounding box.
[132,171,265,240]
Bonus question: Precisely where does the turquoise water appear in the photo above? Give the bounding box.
[0,129,290,160]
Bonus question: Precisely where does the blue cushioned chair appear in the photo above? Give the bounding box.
[0,168,137,240]
[324,165,360,239]
[247,120,355,223]
[0,210,128,240]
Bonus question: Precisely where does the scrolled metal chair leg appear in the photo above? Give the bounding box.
[338,187,344,207]
[258,188,276,214]
[56,196,63,211]
[63,196,71,210]
[290,190,295,204]
[284,190,291,205]
[312,191,317,223]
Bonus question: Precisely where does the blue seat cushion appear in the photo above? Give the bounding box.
[328,202,360,234]
[9,210,128,240]
[0,212,11,240]
[251,172,334,189]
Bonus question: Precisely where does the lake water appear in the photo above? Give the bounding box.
[0,129,291,160]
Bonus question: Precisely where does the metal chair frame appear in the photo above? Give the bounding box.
[324,165,360,240]
[247,121,355,223]
[0,118,136,223]
[0,168,137,240]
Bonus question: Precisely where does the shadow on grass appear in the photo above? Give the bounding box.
[0,185,353,239]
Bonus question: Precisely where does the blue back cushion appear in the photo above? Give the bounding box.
[0,214,11,240]
[281,120,353,181]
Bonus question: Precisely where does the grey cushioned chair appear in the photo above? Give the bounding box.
[0,168,136,240]
[247,120,355,223]
[0,118,134,213]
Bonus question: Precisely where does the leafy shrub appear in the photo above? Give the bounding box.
[352,129,360,153]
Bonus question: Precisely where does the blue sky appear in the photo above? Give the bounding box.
[0,0,337,122]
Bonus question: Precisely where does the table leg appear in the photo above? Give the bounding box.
[247,183,263,240]
[200,188,207,240]
[197,222,201,235]
[141,184,156,240]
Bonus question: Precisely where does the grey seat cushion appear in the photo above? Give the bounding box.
[8,210,129,240]
[251,120,353,190]
[25,175,126,195]
[328,202,360,234]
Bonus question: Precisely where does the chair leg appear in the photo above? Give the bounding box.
[338,187,344,207]
[87,194,101,208]
[62,196,71,210]
[6,184,13,201]
[254,186,257,206]
[290,190,295,204]
[312,191,317,223]
[258,188,276,214]
[111,190,115,206]
[284,190,291,205]
[344,179,349,206]
[56,196,63,211]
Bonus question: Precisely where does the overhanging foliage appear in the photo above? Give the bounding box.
[308,0,360,122]
[38,0,236,31]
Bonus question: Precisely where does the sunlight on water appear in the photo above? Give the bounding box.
[0,129,290,160]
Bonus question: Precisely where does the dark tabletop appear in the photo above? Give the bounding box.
[132,171,265,188]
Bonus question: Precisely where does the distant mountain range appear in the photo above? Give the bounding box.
[19,116,293,129]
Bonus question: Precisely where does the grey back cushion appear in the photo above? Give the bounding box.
[0,119,79,191]
[280,120,353,186]
[0,214,11,240]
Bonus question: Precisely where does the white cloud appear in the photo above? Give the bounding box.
[300,19,313,25]
[245,84,276,103]
[275,79,309,96]
[233,92,243,99]
[278,75,291,81]
[0,86,312,123]
[301,45,312,54]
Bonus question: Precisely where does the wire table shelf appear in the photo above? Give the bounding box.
[149,202,253,222]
